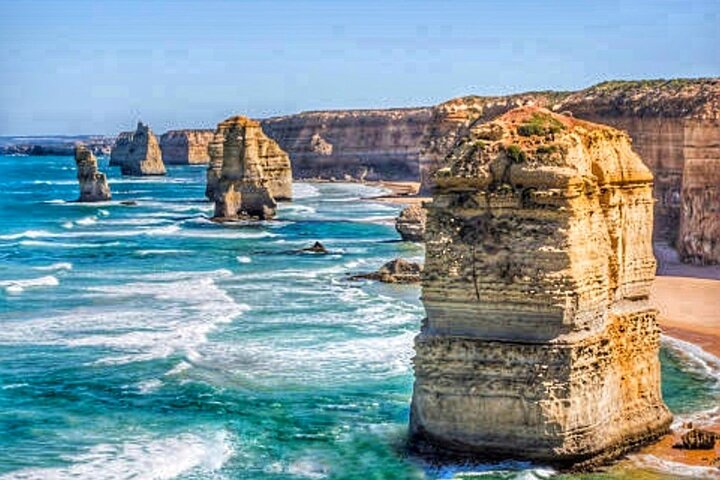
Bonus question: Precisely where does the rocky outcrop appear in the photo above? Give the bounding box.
[351,258,422,283]
[109,131,133,166]
[74,144,111,202]
[261,108,432,181]
[674,429,718,450]
[395,205,427,242]
[208,116,292,220]
[120,123,166,176]
[410,107,672,468]
[159,129,214,165]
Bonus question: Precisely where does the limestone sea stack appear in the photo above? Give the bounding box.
[109,130,133,167]
[74,144,111,202]
[208,116,292,220]
[120,122,166,176]
[410,107,672,468]
[395,204,427,242]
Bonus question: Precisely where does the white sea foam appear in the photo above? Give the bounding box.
[236,255,252,264]
[1,225,182,240]
[292,183,321,199]
[0,275,59,294]
[61,221,74,229]
[33,262,73,271]
[629,454,720,479]
[75,216,97,226]
[0,431,233,480]
[0,270,248,365]
[135,249,192,256]
[19,240,121,249]
[662,334,720,385]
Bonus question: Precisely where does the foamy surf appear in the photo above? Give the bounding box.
[0,275,59,294]
[32,262,73,271]
[662,334,720,386]
[629,454,720,479]
[0,431,233,480]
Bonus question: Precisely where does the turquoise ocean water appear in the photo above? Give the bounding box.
[0,155,718,479]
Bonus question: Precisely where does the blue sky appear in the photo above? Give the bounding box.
[0,0,718,135]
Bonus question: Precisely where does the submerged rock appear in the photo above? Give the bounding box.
[674,429,718,450]
[410,107,672,468]
[120,122,166,176]
[351,258,422,283]
[208,116,292,220]
[74,144,111,202]
[395,204,427,242]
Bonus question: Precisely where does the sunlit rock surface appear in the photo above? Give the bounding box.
[395,205,427,242]
[74,144,111,202]
[160,129,214,165]
[208,116,292,220]
[410,107,672,468]
[119,122,166,176]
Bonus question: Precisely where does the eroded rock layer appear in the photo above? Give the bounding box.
[410,107,672,468]
[208,116,292,220]
[120,122,166,176]
[261,108,431,181]
[74,144,111,202]
[395,204,427,242]
[160,129,214,165]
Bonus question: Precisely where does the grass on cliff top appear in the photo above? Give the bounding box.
[517,112,565,137]
[592,78,714,92]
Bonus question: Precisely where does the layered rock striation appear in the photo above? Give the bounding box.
[159,129,214,165]
[395,204,427,242]
[410,107,672,468]
[119,122,166,176]
[74,144,111,202]
[261,108,432,181]
[208,116,292,220]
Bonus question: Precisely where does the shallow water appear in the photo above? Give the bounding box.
[0,155,717,479]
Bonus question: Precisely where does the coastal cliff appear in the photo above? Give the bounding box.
[159,129,214,165]
[74,144,111,202]
[208,116,292,220]
[120,122,166,176]
[261,108,432,181]
[410,107,672,468]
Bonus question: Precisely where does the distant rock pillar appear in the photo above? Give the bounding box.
[120,122,166,176]
[410,107,672,468]
[74,144,111,202]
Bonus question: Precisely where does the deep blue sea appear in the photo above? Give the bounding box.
[0,155,718,480]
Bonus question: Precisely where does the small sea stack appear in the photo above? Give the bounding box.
[410,107,672,468]
[208,116,292,221]
[395,204,427,242]
[74,144,111,202]
[120,122,166,176]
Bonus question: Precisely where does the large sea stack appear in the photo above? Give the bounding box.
[74,144,111,202]
[208,116,292,220]
[120,122,166,176]
[410,107,672,468]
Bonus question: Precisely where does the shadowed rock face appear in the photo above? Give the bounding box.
[410,107,672,468]
[109,131,133,167]
[208,116,292,220]
[120,122,166,176]
[74,144,111,202]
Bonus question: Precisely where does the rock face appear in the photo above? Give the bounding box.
[410,107,672,468]
[208,116,292,220]
[351,258,422,283]
[120,122,166,176]
[395,205,427,242]
[74,144,111,202]
[159,129,214,165]
[674,429,718,450]
[677,119,720,264]
[261,108,432,181]
[109,131,134,166]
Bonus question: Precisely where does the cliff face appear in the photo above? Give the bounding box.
[261,108,432,181]
[120,122,166,176]
[208,116,292,220]
[410,107,671,467]
[159,130,214,165]
[74,144,111,202]
[678,119,720,264]
[418,79,720,261]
